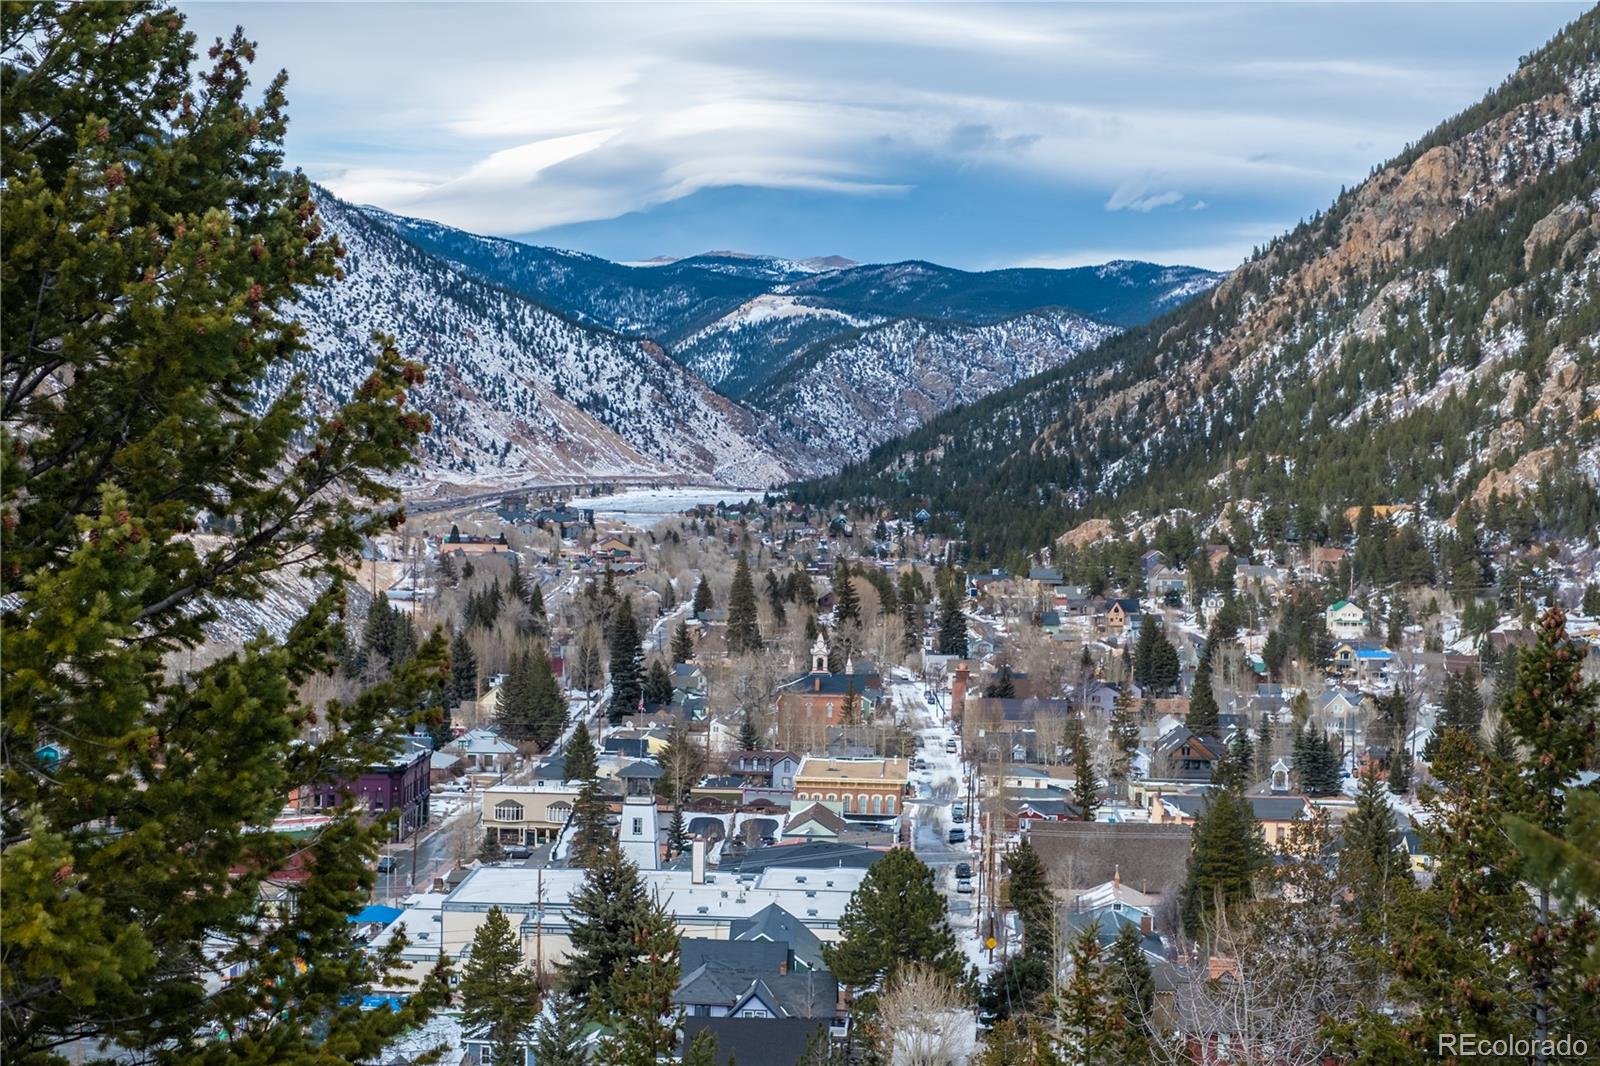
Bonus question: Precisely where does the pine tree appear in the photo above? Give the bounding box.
[1294,723,1342,795]
[684,1027,721,1066]
[602,890,680,1065]
[528,647,568,750]
[840,676,861,726]
[1339,763,1410,925]
[1103,922,1156,1062]
[901,597,923,655]
[667,806,689,859]
[447,628,480,709]
[693,575,714,615]
[495,652,539,743]
[936,585,969,657]
[563,841,648,1013]
[739,709,761,752]
[670,619,695,664]
[984,664,1017,698]
[568,780,611,869]
[1108,692,1141,799]
[1179,786,1267,941]
[1186,649,1221,739]
[1216,727,1253,790]
[726,552,763,654]
[1004,840,1056,956]
[823,848,968,991]
[460,907,540,1064]
[607,597,642,724]
[1,19,461,1045]
[532,991,590,1066]
[765,569,788,627]
[526,581,548,638]
[565,722,598,784]
[643,658,675,708]
[1058,922,1119,1066]
[833,558,862,625]
[1071,719,1099,821]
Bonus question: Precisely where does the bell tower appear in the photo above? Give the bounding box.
[811,634,829,673]
[618,761,663,871]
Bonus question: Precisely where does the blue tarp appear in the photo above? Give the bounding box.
[348,905,404,926]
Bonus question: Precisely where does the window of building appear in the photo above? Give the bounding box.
[842,795,852,813]
[885,795,896,815]
[632,818,643,835]
[493,801,524,822]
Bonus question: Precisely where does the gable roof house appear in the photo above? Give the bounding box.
[1150,727,1222,784]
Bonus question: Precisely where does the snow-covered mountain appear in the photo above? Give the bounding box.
[749,309,1119,466]
[284,192,814,493]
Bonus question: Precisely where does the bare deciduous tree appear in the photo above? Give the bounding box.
[876,964,976,1066]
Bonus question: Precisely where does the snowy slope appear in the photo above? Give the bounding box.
[751,309,1119,466]
[280,191,807,491]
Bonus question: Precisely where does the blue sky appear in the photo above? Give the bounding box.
[179,2,1587,271]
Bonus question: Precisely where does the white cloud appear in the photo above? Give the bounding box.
[1106,185,1185,212]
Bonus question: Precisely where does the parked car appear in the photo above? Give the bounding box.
[502,844,532,860]
[956,877,974,893]
[952,804,966,823]
[947,827,966,845]
[375,855,398,873]
[945,738,958,753]
[955,861,973,879]
[924,689,937,701]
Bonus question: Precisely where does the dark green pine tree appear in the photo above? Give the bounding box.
[1004,840,1055,956]
[643,658,675,708]
[479,828,505,863]
[1426,668,1486,760]
[1071,719,1099,821]
[567,780,611,869]
[1058,921,1119,1066]
[532,990,589,1066]
[984,664,1017,698]
[1179,786,1267,942]
[1294,723,1342,795]
[823,848,969,992]
[562,841,654,1018]
[528,647,568,749]
[936,585,969,657]
[901,597,923,655]
[494,652,538,742]
[684,1027,721,1066]
[603,892,681,1065]
[1339,763,1411,926]
[739,709,762,752]
[1216,727,1253,790]
[525,580,548,638]
[666,806,689,859]
[564,722,598,784]
[1186,650,1222,740]
[0,15,487,1056]
[765,569,788,627]
[459,907,541,1065]
[670,619,695,664]
[1582,581,1600,618]
[692,575,714,615]
[832,558,862,625]
[726,552,763,654]
[1103,921,1157,1062]
[607,597,643,724]
[447,628,480,708]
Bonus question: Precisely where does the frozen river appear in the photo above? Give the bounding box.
[578,486,764,529]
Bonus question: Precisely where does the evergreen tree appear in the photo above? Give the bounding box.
[823,848,968,991]
[1186,649,1221,739]
[1058,922,1119,1066]
[607,597,642,724]
[1425,667,1485,759]
[460,907,540,1064]
[667,806,689,859]
[602,889,680,1065]
[833,558,862,625]
[447,628,480,709]
[1179,787,1267,941]
[1103,922,1156,1062]
[670,619,695,664]
[726,552,763,654]
[527,647,569,749]
[568,780,611,869]
[1108,691,1141,799]
[840,675,861,726]
[565,722,598,784]
[449,523,463,543]
[1582,581,1600,618]
[984,664,1017,698]
[643,658,675,708]
[532,991,590,1066]
[692,575,714,615]
[1294,723,1342,795]
[1339,763,1411,925]
[901,597,923,655]
[1071,719,1099,821]
[562,841,648,1014]
[684,1027,721,1066]
[739,709,761,752]
[494,651,539,743]
[1004,840,1056,956]
[479,829,505,863]
[525,581,548,638]
[1216,727,1254,790]
[936,585,969,657]
[765,569,788,627]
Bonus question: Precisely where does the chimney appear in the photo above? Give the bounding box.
[691,839,706,885]
[1141,913,1153,935]
[813,676,821,693]
[952,662,969,720]
[1113,864,1121,889]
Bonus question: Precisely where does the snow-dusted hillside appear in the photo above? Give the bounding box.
[282,192,807,491]
[751,309,1118,466]
[673,295,883,396]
